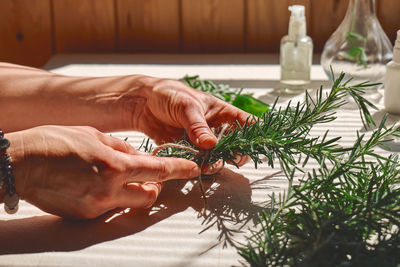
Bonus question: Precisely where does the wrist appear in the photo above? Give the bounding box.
[115,75,161,131]
[55,74,160,132]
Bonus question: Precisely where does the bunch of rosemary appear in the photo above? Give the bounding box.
[239,119,400,266]
[162,73,376,174]
[144,74,399,266]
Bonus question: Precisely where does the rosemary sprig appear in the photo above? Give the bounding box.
[239,119,400,266]
[158,73,377,174]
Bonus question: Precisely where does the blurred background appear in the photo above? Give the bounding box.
[1,0,399,68]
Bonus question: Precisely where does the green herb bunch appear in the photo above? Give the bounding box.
[158,74,377,175]
[239,119,400,266]
[142,74,399,266]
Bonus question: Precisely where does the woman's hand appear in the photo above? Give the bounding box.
[131,79,252,151]
[6,125,201,219]
[125,78,252,167]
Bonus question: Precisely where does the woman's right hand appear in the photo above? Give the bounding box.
[6,125,201,219]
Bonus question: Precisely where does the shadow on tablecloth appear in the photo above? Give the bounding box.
[0,168,275,255]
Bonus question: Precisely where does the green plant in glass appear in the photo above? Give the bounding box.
[345,0,368,67]
[321,0,392,87]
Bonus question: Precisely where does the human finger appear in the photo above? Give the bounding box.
[201,159,224,175]
[206,100,254,130]
[116,182,162,209]
[226,154,251,167]
[97,133,151,156]
[117,152,201,182]
[97,133,141,155]
[178,103,217,150]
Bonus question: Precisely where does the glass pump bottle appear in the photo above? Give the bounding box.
[280,5,313,92]
[321,0,393,90]
[384,30,400,115]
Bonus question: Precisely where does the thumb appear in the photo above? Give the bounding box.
[180,108,217,150]
[116,152,201,182]
[188,121,217,150]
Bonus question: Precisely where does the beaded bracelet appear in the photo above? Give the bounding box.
[0,129,19,214]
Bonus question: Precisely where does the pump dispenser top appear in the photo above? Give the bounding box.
[289,5,305,19]
[288,5,306,38]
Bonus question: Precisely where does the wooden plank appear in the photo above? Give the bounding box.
[0,0,53,67]
[52,0,115,53]
[378,0,400,45]
[181,0,245,53]
[310,0,349,52]
[117,0,180,52]
[247,0,311,53]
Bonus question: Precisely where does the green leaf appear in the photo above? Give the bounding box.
[345,32,369,67]
[346,31,367,43]
[232,94,270,117]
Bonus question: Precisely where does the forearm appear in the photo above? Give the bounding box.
[0,62,156,132]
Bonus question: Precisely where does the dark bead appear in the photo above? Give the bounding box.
[0,138,10,150]
[7,186,16,196]
[4,193,19,214]
[4,176,14,185]
[6,167,13,176]
[0,129,4,138]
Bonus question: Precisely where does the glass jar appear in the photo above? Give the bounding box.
[321,0,393,90]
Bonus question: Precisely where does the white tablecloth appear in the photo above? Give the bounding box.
[0,54,396,267]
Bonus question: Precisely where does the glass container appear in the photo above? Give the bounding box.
[280,5,313,93]
[321,0,393,90]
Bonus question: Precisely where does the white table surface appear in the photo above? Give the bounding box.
[0,54,397,267]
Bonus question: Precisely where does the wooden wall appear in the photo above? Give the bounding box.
[0,0,399,67]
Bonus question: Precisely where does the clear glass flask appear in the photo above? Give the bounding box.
[321,0,393,90]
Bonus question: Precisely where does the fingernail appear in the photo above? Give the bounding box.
[198,133,217,149]
[143,182,162,195]
[142,183,161,209]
